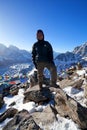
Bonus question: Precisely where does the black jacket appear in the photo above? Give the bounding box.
[32,40,54,66]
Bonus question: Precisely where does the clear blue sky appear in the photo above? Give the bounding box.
[0,0,87,52]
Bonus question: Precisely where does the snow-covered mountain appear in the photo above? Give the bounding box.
[55,51,82,72]
[55,42,87,73]
[0,44,32,66]
[1,42,87,75]
[55,51,81,62]
[73,42,87,57]
[53,51,60,58]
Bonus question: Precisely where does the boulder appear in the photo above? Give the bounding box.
[29,70,50,88]
[59,78,84,89]
[3,109,41,130]
[54,87,87,129]
[59,79,74,88]
[76,62,82,70]
[17,116,41,130]
[32,104,58,126]
[23,85,52,104]
[84,84,87,99]
[18,82,29,90]
[0,94,4,109]
[0,108,18,123]
[71,78,84,89]
[10,85,19,96]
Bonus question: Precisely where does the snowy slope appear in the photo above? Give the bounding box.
[55,42,87,73]
[73,42,87,57]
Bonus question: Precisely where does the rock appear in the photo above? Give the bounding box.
[66,66,76,76]
[0,94,4,109]
[72,78,84,89]
[32,104,58,126]
[9,101,16,106]
[54,87,87,129]
[76,62,82,70]
[59,78,84,89]
[23,85,52,103]
[0,108,18,123]
[10,85,19,96]
[3,109,41,130]
[17,116,41,130]
[84,84,87,99]
[18,83,29,90]
[66,70,74,75]
[58,76,63,81]
[29,70,50,88]
[29,70,38,88]
[59,79,73,88]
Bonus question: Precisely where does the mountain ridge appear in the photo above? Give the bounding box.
[0,42,87,69]
[0,43,32,66]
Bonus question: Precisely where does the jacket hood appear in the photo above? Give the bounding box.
[37,29,44,41]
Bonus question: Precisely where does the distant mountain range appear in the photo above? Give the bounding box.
[55,42,87,72]
[0,42,87,71]
[0,43,60,67]
[0,44,32,66]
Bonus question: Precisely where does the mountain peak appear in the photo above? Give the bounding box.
[0,44,32,66]
[0,43,7,49]
[73,42,87,56]
[8,45,19,51]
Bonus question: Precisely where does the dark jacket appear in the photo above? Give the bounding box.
[32,40,54,67]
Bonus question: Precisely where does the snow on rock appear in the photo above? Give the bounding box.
[0,78,87,130]
[18,102,36,113]
[3,89,37,113]
[76,69,86,76]
[63,86,87,107]
[0,118,13,130]
[28,68,37,76]
[0,86,85,130]
[63,86,82,95]
[35,105,46,112]
[40,114,81,130]
[4,89,24,110]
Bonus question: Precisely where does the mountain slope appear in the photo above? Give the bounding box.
[55,42,87,72]
[0,44,32,66]
[1,42,87,71]
[73,42,87,57]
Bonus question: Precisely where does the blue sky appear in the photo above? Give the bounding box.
[0,0,87,52]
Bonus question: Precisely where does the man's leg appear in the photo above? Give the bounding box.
[46,62,57,86]
[37,62,44,89]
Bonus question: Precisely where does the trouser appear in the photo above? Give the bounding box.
[37,62,57,87]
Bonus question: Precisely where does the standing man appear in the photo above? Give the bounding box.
[32,29,58,89]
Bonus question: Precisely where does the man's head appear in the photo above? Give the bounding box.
[37,29,44,41]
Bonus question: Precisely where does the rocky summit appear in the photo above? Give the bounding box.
[0,65,87,130]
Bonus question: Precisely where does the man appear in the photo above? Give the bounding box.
[32,29,58,89]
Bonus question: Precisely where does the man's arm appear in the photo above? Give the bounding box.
[47,42,54,62]
[32,44,37,69]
